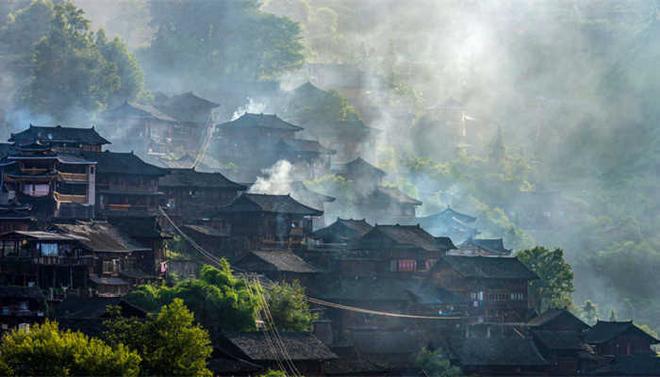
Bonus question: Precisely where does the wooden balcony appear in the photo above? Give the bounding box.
[106,204,150,212]
[58,172,88,182]
[19,167,50,175]
[54,192,87,203]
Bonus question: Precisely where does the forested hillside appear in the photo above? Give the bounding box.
[0,0,657,332]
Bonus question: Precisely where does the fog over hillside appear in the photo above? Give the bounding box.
[1,0,658,332]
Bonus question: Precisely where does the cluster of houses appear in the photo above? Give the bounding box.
[0,104,657,375]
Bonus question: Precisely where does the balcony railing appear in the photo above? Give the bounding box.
[54,192,87,203]
[58,172,88,182]
[106,204,150,211]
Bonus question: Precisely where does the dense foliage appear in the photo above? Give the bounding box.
[126,261,258,333]
[104,299,213,377]
[266,280,318,332]
[18,1,142,122]
[517,246,575,313]
[140,0,304,90]
[415,347,463,377]
[0,321,141,377]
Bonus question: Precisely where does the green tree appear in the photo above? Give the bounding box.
[142,0,304,90]
[0,321,140,377]
[517,246,574,312]
[415,347,463,377]
[1,0,54,57]
[266,280,318,331]
[125,261,259,333]
[609,309,617,321]
[105,299,213,377]
[21,1,142,122]
[258,370,287,377]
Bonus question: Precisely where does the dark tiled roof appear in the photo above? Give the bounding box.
[440,256,538,280]
[182,224,229,238]
[160,92,219,110]
[279,138,335,154]
[358,225,447,252]
[0,230,86,242]
[159,168,246,190]
[591,355,660,376]
[318,276,461,305]
[0,286,44,300]
[223,332,337,361]
[55,296,146,319]
[216,193,322,216]
[311,218,373,243]
[527,309,590,330]
[0,202,34,220]
[236,250,318,273]
[462,238,510,254]
[104,101,178,123]
[82,151,168,176]
[217,113,303,132]
[10,125,110,145]
[335,157,386,179]
[532,330,587,351]
[373,186,422,206]
[52,221,148,253]
[585,321,660,345]
[290,181,335,205]
[419,207,477,224]
[451,337,549,367]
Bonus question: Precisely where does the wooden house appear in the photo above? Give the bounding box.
[527,309,596,375]
[345,224,456,276]
[311,218,373,245]
[1,141,96,219]
[449,336,550,376]
[54,296,147,338]
[455,238,511,257]
[430,255,538,323]
[417,207,479,243]
[101,101,180,155]
[213,193,323,250]
[289,181,335,228]
[0,201,34,232]
[0,221,162,298]
[155,92,219,125]
[276,138,335,177]
[9,125,110,153]
[212,332,337,377]
[333,157,385,192]
[585,320,660,357]
[284,82,378,162]
[234,250,319,284]
[81,151,168,218]
[159,167,246,221]
[0,286,46,332]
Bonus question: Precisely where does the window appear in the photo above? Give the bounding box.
[102,259,119,274]
[397,259,417,272]
[39,243,59,256]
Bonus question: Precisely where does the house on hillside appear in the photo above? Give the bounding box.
[311,218,373,245]
[527,309,596,375]
[81,151,168,218]
[9,125,110,153]
[417,207,478,243]
[449,336,549,376]
[234,250,319,284]
[454,238,511,257]
[212,332,337,377]
[2,126,102,219]
[159,167,246,221]
[343,224,456,276]
[0,286,46,332]
[332,158,422,224]
[585,320,660,357]
[430,255,537,322]
[0,222,163,298]
[213,193,323,251]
